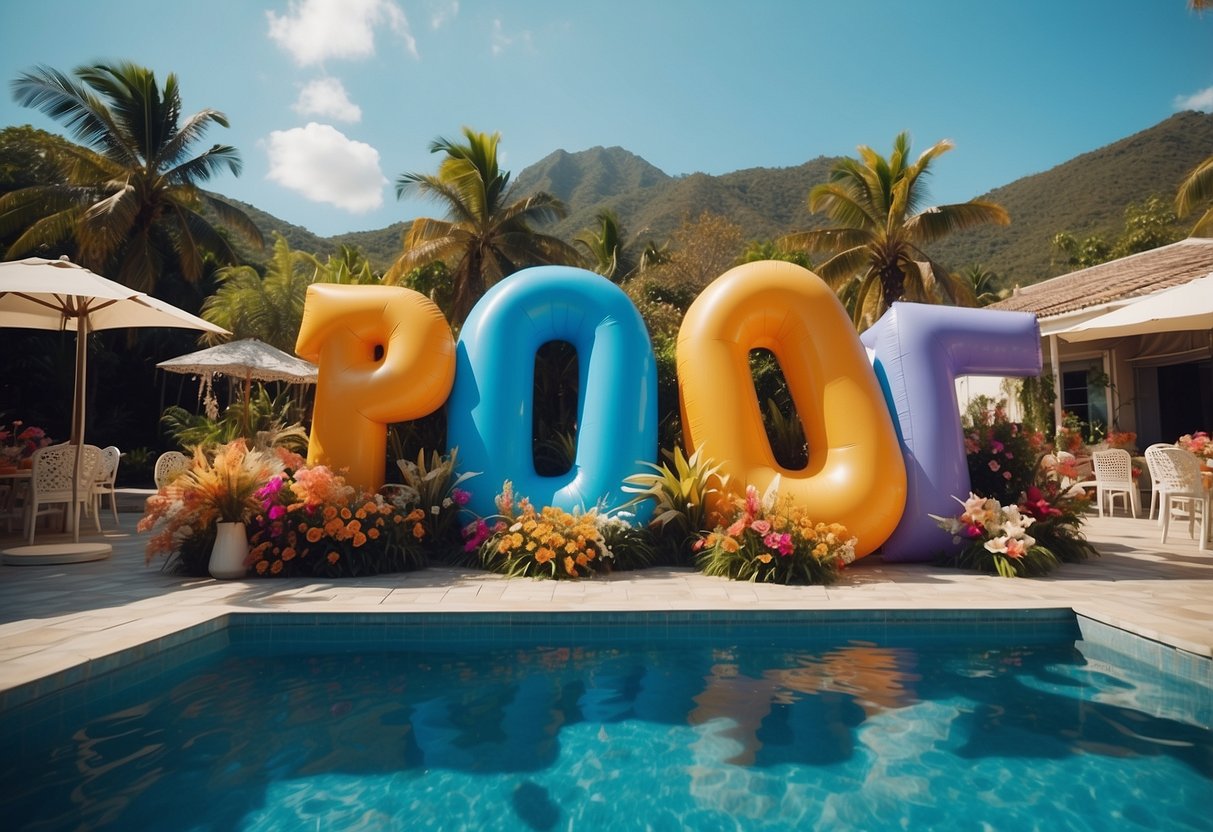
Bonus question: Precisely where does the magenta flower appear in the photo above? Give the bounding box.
[452,488,471,507]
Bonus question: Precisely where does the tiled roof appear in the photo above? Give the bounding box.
[989,237,1213,319]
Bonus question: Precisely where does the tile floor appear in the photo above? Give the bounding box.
[1,495,1211,701]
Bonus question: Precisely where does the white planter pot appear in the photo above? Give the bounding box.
[209,521,250,579]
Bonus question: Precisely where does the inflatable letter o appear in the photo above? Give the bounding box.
[296,284,456,493]
[447,266,658,521]
[678,261,906,559]
[860,303,1041,562]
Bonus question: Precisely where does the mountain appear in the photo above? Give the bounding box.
[930,110,1213,286]
[228,111,1213,284]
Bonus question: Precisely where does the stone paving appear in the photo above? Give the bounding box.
[1,495,1211,700]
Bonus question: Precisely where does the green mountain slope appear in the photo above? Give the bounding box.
[930,111,1213,285]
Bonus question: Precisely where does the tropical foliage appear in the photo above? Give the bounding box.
[622,447,728,562]
[386,128,580,325]
[0,61,262,293]
[1176,152,1213,236]
[200,233,319,350]
[780,132,1009,328]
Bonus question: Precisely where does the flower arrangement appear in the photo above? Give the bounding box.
[1176,431,1212,461]
[1055,411,1086,455]
[476,481,612,579]
[246,463,428,578]
[963,404,1043,504]
[1104,430,1137,452]
[0,421,53,466]
[139,440,292,574]
[392,448,476,555]
[695,481,855,585]
[931,493,1059,578]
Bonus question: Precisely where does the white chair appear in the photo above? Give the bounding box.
[1151,446,1211,551]
[1143,443,1175,522]
[25,444,103,543]
[90,445,121,525]
[154,450,191,489]
[1091,448,1139,518]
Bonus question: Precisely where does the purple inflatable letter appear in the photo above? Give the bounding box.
[861,302,1041,562]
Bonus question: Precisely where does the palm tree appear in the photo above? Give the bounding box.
[1177,155,1213,236]
[0,62,263,293]
[201,233,318,351]
[962,265,1003,306]
[315,244,380,285]
[781,132,1009,327]
[574,209,627,280]
[386,128,581,325]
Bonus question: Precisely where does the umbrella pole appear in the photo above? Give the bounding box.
[70,311,89,543]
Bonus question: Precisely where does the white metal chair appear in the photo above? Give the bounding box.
[1151,446,1211,551]
[154,450,191,489]
[1143,443,1175,522]
[25,444,103,543]
[90,445,121,525]
[1091,448,1139,518]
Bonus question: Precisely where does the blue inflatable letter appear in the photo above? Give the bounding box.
[448,266,658,522]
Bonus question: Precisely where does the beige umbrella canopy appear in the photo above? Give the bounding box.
[1059,273,1213,342]
[0,255,228,545]
[157,338,317,425]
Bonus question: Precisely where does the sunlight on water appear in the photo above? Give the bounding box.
[1,635,1209,831]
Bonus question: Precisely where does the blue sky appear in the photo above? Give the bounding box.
[1,1,1211,238]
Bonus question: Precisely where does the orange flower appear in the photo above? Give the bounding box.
[352,532,367,548]
[756,553,773,564]
[255,560,269,574]
[306,527,323,544]
[412,523,426,540]
[281,547,297,562]
[367,527,380,539]
[575,553,589,567]
[327,551,340,564]
[407,508,426,523]
[340,507,352,520]
[563,556,577,577]
[323,505,337,521]
[270,560,283,575]
[535,547,554,564]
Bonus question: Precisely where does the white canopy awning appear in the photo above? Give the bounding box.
[1059,273,1213,342]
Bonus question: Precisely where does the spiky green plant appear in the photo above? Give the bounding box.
[622,447,728,562]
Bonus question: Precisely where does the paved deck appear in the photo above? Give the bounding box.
[1,495,1211,700]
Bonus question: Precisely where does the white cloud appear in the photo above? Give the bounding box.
[264,123,387,213]
[430,0,459,29]
[293,78,362,122]
[1175,86,1213,112]
[490,18,533,56]
[267,0,417,65]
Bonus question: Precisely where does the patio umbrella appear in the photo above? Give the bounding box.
[156,338,317,433]
[0,255,228,544]
[1059,273,1213,342]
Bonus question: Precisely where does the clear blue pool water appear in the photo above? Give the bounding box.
[0,613,1210,831]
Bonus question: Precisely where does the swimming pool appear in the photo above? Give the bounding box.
[1,611,1209,830]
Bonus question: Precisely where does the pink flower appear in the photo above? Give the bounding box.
[751,519,772,535]
[991,440,1004,454]
[726,518,747,537]
[988,460,1001,472]
[744,485,761,517]
[452,488,471,507]
[1002,471,1012,480]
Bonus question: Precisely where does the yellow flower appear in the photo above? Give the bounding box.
[563,556,577,577]
[722,537,740,553]
[756,553,773,564]
[535,547,554,564]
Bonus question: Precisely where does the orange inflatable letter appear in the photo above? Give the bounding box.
[295,284,455,493]
[677,261,906,558]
